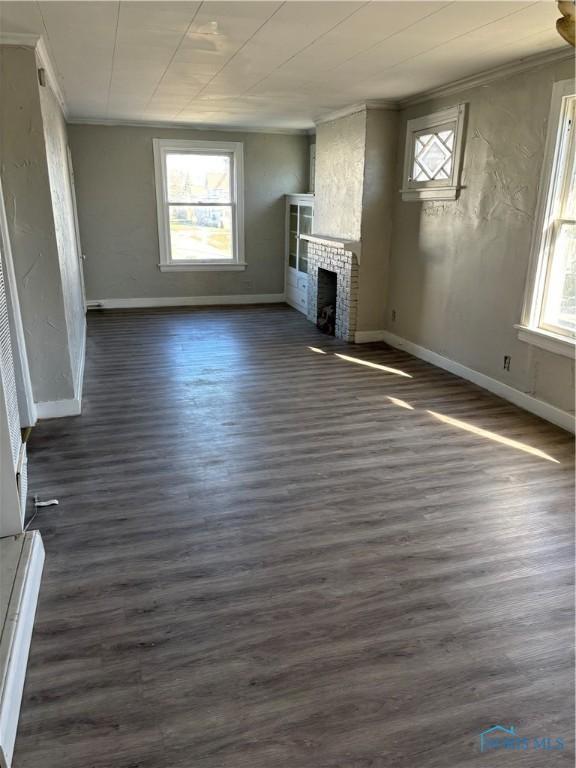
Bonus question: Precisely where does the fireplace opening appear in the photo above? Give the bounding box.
[317,268,337,336]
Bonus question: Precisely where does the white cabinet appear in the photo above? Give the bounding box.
[285,194,314,314]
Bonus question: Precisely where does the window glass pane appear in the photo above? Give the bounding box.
[299,239,308,274]
[562,135,576,218]
[299,206,313,235]
[166,153,231,203]
[438,130,454,149]
[289,232,298,259]
[413,129,454,181]
[542,221,576,334]
[169,206,232,260]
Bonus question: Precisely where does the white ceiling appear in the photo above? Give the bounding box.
[0,1,570,131]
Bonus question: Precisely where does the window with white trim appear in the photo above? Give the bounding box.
[153,139,245,271]
[519,81,575,355]
[401,104,466,201]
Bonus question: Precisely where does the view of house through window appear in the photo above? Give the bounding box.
[153,138,244,269]
[166,152,233,261]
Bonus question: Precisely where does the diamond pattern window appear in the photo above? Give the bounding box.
[402,105,466,201]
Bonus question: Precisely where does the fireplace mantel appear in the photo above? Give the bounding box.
[300,233,361,262]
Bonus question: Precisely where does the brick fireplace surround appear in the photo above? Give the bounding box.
[302,234,360,342]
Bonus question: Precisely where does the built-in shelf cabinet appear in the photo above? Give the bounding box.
[285,194,314,315]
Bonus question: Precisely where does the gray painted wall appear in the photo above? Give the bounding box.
[387,57,575,414]
[314,111,366,241]
[67,125,309,300]
[313,107,398,332]
[0,45,77,404]
[357,109,398,332]
[38,80,85,396]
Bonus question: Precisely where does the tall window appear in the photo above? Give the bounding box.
[519,82,575,355]
[153,139,245,271]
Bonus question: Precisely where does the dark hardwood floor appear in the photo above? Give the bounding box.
[14,305,575,768]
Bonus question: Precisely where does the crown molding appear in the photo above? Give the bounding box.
[66,116,310,135]
[0,33,68,119]
[400,47,574,108]
[0,32,40,47]
[314,100,398,127]
[314,47,573,125]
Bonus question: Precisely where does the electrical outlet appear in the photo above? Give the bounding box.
[503,355,511,371]
[391,309,397,322]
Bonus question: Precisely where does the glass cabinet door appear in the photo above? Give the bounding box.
[299,239,308,274]
[297,205,313,273]
[289,204,298,269]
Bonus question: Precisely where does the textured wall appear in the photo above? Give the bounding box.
[387,57,575,413]
[38,81,85,396]
[314,110,366,241]
[357,109,399,332]
[0,45,75,404]
[68,125,308,300]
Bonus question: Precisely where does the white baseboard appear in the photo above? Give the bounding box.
[354,330,387,343]
[86,294,286,310]
[380,330,575,434]
[35,398,82,420]
[75,318,86,403]
[33,321,86,423]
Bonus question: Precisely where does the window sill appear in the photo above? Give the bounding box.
[515,324,575,359]
[401,186,460,202]
[159,262,247,272]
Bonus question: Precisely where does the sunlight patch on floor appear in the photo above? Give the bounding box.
[334,353,413,378]
[387,396,414,410]
[427,410,560,463]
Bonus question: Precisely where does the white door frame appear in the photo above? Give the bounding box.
[0,177,36,427]
[66,145,86,312]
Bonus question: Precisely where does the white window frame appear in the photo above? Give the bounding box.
[401,104,466,202]
[517,80,575,359]
[153,138,245,271]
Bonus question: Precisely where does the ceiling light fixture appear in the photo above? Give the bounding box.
[556,1,575,47]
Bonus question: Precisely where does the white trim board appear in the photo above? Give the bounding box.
[75,319,86,403]
[67,117,310,135]
[378,330,575,434]
[0,531,45,768]
[0,176,36,427]
[35,398,81,420]
[34,320,86,421]
[354,330,388,344]
[86,294,286,310]
[314,100,398,126]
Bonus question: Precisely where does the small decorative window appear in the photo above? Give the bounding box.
[402,104,466,201]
